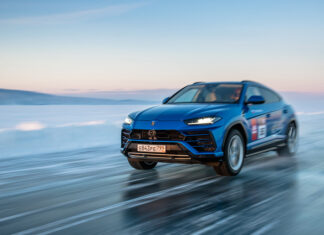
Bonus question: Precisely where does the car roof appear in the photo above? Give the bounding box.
[190,81,281,98]
[191,80,264,86]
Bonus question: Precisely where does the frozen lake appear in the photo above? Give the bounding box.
[0,105,150,157]
[1,105,324,234]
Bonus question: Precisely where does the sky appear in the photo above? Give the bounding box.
[0,0,323,94]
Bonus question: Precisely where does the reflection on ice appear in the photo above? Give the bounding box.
[122,156,298,234]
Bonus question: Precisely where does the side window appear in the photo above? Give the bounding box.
[245,86,261,102]
[259,88,281,104]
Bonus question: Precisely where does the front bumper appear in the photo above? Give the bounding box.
[121,128,224,164]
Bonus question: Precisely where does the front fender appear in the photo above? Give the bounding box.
[221,116,249,150]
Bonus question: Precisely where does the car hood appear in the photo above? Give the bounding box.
[135,104,233,121]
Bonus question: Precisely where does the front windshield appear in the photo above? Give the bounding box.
[167,83,243,104]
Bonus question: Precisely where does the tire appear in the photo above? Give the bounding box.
[214,129,245,176]
[127,158,157,170]
[277,122,298,157]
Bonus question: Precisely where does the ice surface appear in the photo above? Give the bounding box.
[0,100,323,158]
[1,102,324,234]
[0,105,150,158]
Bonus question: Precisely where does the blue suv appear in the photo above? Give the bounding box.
[121,81,298,176]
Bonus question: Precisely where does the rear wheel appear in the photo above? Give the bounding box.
[127,158,157,170]
[214,129,245,176]
[277,122,298,157]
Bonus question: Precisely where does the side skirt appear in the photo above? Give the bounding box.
[246,140,286,157]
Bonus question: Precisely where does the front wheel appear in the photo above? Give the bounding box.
[127,158,157,170]
[277,122,298,157]
[214,129,245,176]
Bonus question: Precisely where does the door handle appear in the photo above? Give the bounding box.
[266,113,271,118]
[283,109,288,114]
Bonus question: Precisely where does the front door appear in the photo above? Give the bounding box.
[244,86,274,149]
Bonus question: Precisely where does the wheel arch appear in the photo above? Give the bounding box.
[284,117,298,136]
[222,121,248,151]
[290,118,297,128]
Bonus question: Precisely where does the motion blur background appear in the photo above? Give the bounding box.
[1,0,324,234]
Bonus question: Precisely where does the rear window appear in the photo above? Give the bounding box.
[259,88,281,104]
[245,86,281,104]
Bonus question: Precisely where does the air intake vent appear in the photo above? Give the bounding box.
[182,130,216,152]
[121,129,131,148]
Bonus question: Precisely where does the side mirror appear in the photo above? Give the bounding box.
[162,97,170,104]
[246,95,265,105]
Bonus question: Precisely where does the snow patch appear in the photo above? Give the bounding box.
[57,120,106,127]
[297,111,324,116]
[15,122,46,131]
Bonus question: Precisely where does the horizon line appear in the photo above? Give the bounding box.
[1,87,324,96]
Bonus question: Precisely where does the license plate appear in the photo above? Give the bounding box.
[137,144,166,153]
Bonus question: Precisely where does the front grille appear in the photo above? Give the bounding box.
[121,129,131,148]
[123,129,216,153]
[130,130,185,141]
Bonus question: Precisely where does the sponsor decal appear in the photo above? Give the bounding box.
[258,117,267,139]
[250,117,267,141]
[251,109,264,114]
[251,119,258,141]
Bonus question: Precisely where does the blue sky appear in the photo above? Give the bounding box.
[0,0,323,93]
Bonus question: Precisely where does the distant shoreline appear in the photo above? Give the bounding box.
[0,88,158,105]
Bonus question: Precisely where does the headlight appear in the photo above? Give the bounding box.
[184,116,221,125]
[124,116,133,125]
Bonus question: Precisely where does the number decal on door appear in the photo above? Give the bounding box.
[251,117,267,141]
[258,117,267,139]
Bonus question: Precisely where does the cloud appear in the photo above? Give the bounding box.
[0,2,147,25]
